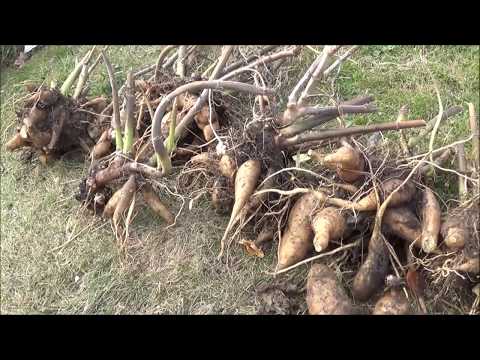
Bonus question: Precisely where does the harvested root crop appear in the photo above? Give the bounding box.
[91,129,112,160]
[6,87,99,161]
[419,187,441,253]
[306,263,354,315]
[454,257,479,274]
[383,207,422,248]
[219,159,261,257]
[218,154,237,179]
[354,178,416,211]
[311,207,346,252]
[352,244,390,302]
[277,193,318,271]
[211,176,234,214]
[372,289,410,315]
[142,183,175,225]
[309,144,365,182]
[441,213,469,250]
[103,186,123,218]
[112,175,137,229]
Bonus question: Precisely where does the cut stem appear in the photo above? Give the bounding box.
[60,46,96,96]
[101,50,123,151]
[176,45,186,78]
[397,105,411,156]
[166,97,178,154]
[72,64,88,100]
[468,103,479,172]
[298,45,341,105]
[278,119,426,148]
[123,70,136,155]
[456,143,468,201]
[280,97,376,137]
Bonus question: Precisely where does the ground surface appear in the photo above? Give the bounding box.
[1,45,478,314]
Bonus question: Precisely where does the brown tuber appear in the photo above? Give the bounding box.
[441,214,468,250]
[372,289,410,315]
[383,207,422,248]
[306,263,354,315]
[277,193,318,270]
[419,187,441,253]
[309,144,365,183]
[354,178,416,211]
[142,184,175,225]
[219,159,262,257]
[91,130,112,160]
[211,176,234,214]
[103,187,123,218]
[218,154,237,179]
[454,257,479,274]
[5,132,29,151]
[112,175,137,228]
[311,207,346,252]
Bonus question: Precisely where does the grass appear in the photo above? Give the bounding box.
[1,45,478,314]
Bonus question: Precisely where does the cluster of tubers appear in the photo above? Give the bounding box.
[5,45,479,315]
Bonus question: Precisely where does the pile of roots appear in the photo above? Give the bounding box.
[5,45,479,314]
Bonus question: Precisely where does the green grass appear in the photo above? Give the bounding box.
[1,45,478,314]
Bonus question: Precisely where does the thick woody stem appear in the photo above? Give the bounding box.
[298,45,341,105]
[101,50,123,151]
[418,148,454,176]
[287,52,323,107]
[162,45,195,70]
[87,46,108,75]
[277,119,426,148]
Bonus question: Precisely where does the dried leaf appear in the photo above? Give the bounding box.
[406,268,426,297]
[239,239,264,258]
